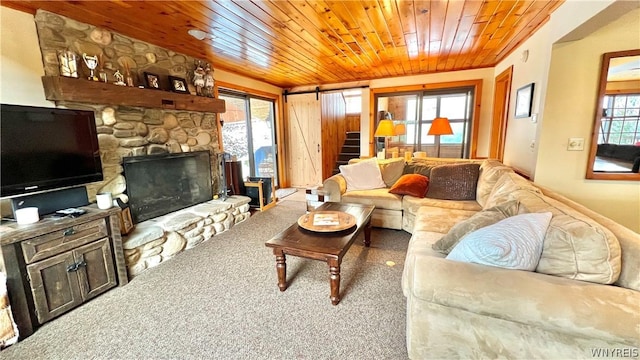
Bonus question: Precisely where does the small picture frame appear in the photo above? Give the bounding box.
[515,83,535,118]
[144,72,160,89]
[168,76,189,94]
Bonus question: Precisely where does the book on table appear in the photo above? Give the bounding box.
[313,213,340,226]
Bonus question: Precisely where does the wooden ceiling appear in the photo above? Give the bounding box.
[4,1,563,89]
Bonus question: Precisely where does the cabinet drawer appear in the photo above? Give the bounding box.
[21,218,109,264]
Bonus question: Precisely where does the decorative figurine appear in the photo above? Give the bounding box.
[82,53,99,81]
[98,54,108,83]
[204,63,214,97]
[123,62,134,87]
[192,61,205,96]
[113,69,126,86]
[58,50,78,78]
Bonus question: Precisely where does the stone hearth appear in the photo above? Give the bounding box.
[123,195,251,278]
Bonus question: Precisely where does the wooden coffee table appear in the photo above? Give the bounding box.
[265,202,375,305]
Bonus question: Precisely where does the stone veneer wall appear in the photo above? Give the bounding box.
[124,196,251,278]
[31,10,248,277]
[33,10,223,201]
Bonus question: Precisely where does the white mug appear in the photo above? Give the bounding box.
[96,192,113,209]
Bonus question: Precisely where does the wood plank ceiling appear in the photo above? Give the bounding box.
[3,0,564,88]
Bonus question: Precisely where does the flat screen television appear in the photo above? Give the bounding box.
[1,104,103,198]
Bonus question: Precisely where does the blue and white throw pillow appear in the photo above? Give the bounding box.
[446,212,553,271]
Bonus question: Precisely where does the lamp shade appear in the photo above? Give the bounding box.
[394,123,406,136]
[374,120,396,137]
[427,117,453,136]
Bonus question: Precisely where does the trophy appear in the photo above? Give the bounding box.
[113,70,126,86]
[82,53,99,81]
[58,50,78,78]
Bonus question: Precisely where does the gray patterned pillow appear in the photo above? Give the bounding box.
[426,163,480,200]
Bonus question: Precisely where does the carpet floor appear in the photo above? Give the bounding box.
[2,198,410,359]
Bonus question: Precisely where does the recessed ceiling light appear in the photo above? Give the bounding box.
[188,29,214,40]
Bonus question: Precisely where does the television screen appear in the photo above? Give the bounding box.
[1,104,103,197]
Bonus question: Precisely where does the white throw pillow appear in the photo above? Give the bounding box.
[339,157,386,191]
[446,212,553,271]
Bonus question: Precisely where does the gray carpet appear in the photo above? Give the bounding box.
[2,199,410,359]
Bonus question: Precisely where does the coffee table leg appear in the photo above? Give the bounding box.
[329,259,341,305]
[274,249,287,291]
[363,218,372,247]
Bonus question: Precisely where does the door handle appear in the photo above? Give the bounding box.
[317,144,320,153]
[66,261,87,272]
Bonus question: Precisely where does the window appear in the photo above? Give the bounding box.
[377,87,474,158]
[219,90,278,186]
[600,94,640,145]
[343,89,362,114]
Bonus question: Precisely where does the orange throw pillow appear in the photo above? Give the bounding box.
[389,174,429,198]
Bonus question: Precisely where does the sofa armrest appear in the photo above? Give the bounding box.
[406,255,640,345]
[322,173,347,202]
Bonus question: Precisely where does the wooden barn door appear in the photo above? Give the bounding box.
[286,93,322,187]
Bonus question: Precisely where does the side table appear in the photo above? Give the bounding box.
[305,187,326,212]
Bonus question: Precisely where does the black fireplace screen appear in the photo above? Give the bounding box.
[123,151,213,223]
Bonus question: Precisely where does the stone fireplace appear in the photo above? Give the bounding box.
[33,10,225,202]
[123,150,213,224]
[32,11,253,278]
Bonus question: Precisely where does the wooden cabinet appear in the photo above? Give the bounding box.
[0,207,127,340]
[26,237,116,324]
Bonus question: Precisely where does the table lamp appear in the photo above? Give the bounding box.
[374,120,395,156]
[394,123,406,136]
[427,117,453,157]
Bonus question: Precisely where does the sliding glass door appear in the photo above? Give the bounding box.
[376,87,474,158]
[219,90,278,186]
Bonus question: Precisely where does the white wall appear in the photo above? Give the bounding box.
[536,7,640,232]
[493,0,640,232]
[494,24,553,176]
[0,6,51,107]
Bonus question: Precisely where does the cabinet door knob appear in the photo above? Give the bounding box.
[63,228,76,236]
[66,261,86,272]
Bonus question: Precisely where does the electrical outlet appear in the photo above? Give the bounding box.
[568,138,584,151]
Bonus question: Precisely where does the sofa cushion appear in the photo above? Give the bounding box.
[342,188,403,211]
[432,200,525,254]
[389,174,429,198]
[426,163,480,200]
[403,162,438,177]
[539,186,640,291]
[402,230,446,298]
[403,195,482,219]
[446,212,552,271]
[411,206,478,234]
[339,157,386,191]
[476,160,514,207]
[484,172,542,209]
[408,256,640,346]
[503,189,622,284]
[378,158,405,187]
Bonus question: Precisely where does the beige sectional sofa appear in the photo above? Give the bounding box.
[323,157,640,359]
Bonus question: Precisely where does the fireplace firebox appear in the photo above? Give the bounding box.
[123,151,213,223]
